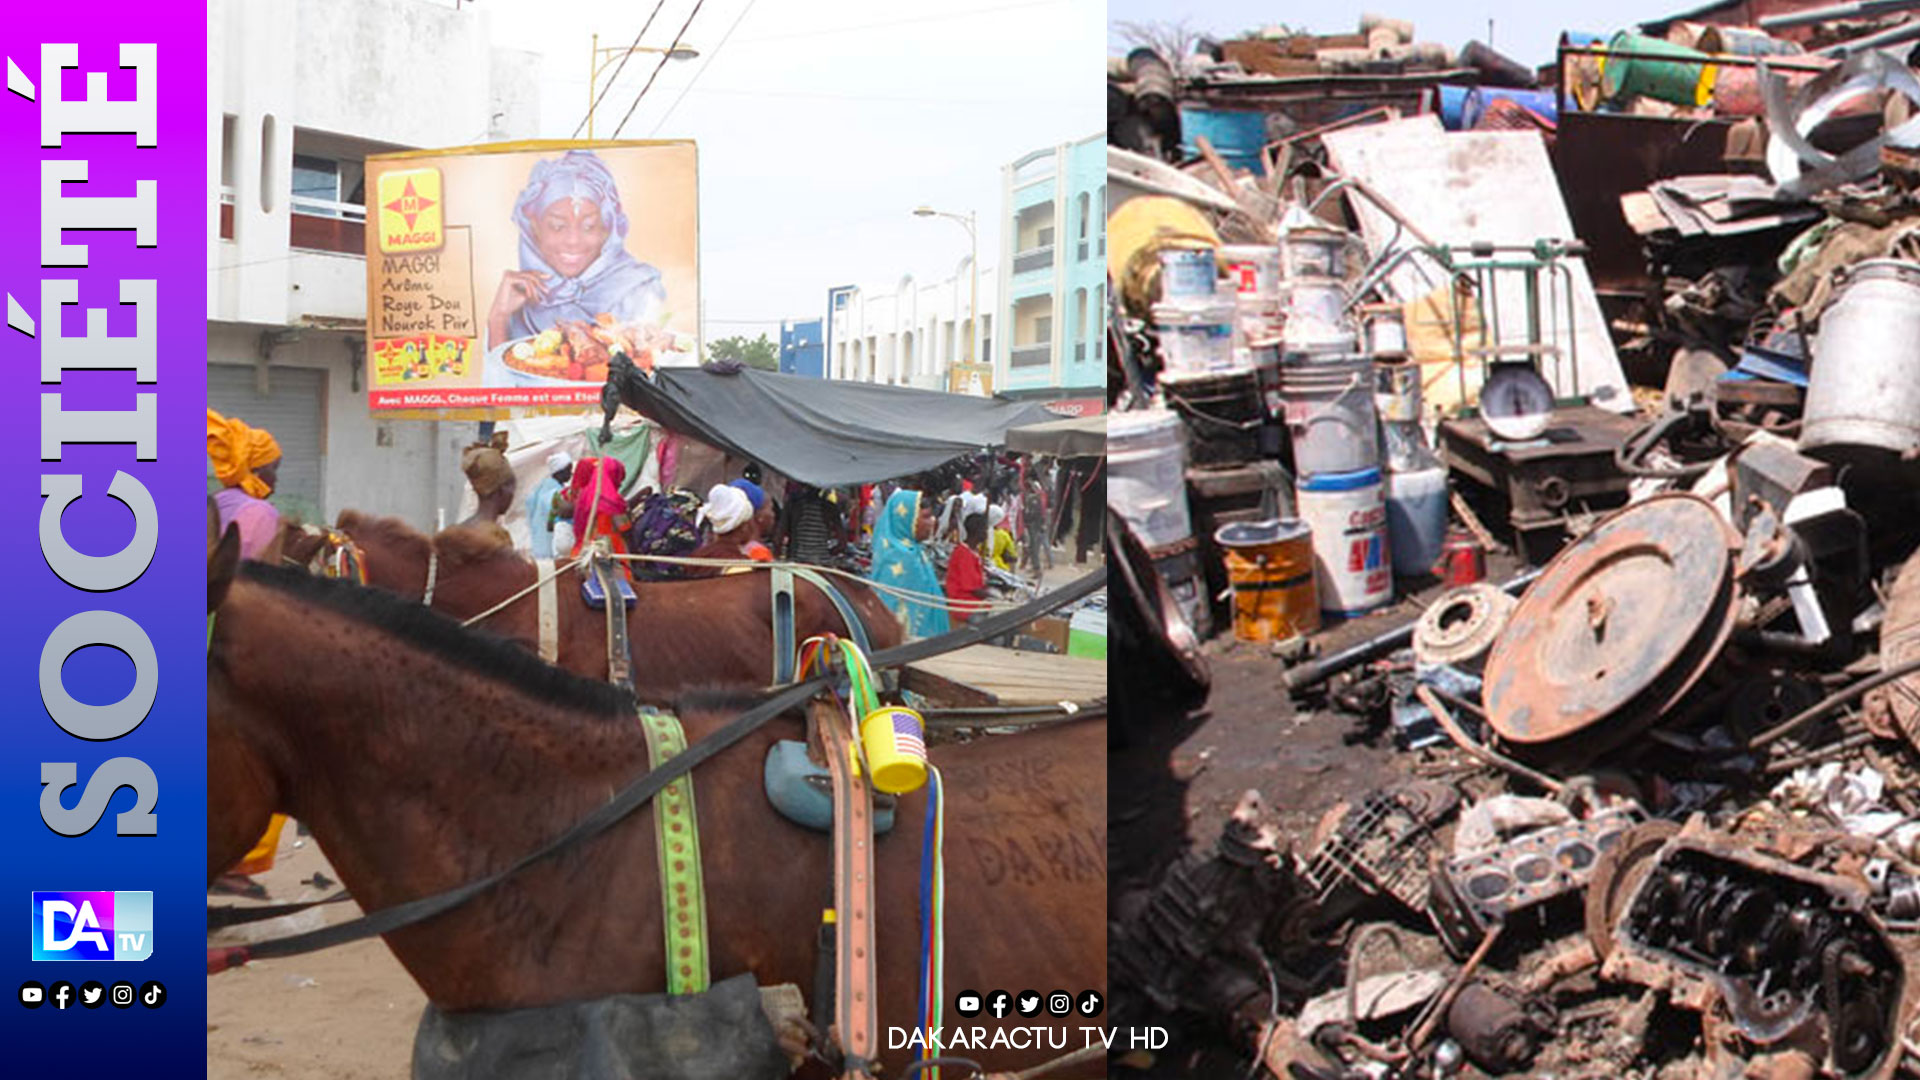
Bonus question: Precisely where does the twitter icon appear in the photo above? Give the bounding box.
[1015,989,1042,1018]
[79,980,105,1009]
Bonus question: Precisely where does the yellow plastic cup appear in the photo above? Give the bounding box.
[860,707,929,794]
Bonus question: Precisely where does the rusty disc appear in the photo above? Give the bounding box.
[1584,819,1680,962]
[1484,494,1739,759]
[1868,548,1920,750]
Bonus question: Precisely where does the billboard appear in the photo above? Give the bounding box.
[362,139,699,414]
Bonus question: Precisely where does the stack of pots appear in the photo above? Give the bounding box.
[1366,304,1450,580]
[1275,226,1394,618]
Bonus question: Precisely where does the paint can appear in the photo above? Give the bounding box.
[1435,528,1487,587]
[1157,247,1219,302]
[1216,518,1320,643]
[1297,468,1392,617]
[1278,352,1380,477]
[1109,409,1193,551]
[1219,244,1282,297]
[1153,296,1239,379]
[1164,370,1264,469]
[1282,228,1349,279]
[860,706,929,794]
[1385,463,1450,578]
[1375,360,1422,423]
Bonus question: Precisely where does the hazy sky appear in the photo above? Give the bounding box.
[1106,0,1687,73]
[480,0,1103,341]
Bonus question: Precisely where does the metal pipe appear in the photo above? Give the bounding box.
[1819,18,1920,57]
[1416,684,1566,795]
[1760,0,1920,30]
[1282,568,1543,692]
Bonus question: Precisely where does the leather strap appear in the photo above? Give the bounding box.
[536,559,559,664]
[791,567,872,658]
[817,699,877,1077]
[422,543,439,607]
[639,708,709,995]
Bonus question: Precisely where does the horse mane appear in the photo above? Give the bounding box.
[234,561,635,716]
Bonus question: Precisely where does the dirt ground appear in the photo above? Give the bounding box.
[208,828,421,1079]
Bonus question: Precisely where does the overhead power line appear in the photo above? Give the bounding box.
[572,0,669,139]
[611,0,707,139]
[649,0,759,135]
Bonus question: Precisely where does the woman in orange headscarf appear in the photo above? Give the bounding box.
[208,409,291,897]
[207,409,284,562]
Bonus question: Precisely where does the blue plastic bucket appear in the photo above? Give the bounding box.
[1431,85,1471,130]
[1179,107,1268,175]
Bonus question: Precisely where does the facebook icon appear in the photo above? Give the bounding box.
[988,990,1010,1019]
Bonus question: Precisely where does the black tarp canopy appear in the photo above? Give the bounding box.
[615,366,1064,486]
[1005,413,1106,458]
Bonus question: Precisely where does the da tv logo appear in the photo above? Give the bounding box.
[31,892,152,961]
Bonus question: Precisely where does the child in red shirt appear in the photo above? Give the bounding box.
[945,512,989,623]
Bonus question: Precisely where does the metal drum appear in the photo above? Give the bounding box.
[1804,259,1920,468]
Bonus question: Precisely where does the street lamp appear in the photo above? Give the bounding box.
[587,33,700,139]
[913,205,978,394]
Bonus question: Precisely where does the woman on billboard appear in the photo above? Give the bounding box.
[486,149,667,350]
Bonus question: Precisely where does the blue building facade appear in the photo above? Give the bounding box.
[780,317,826,378]
[996,132,1105,405]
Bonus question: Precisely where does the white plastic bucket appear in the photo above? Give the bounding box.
[1109,409,1193,551]
[1154,297,1241,379]
[1385,463,1450,577]
[1279,352,1380,477]
[1219,244,1282,298]
[1360,303,1408,356]
[1158,248,1219,301]
[1282,228,1349,279]
[1297,468,1393,617]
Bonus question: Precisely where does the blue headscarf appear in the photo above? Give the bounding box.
[730,478,766,512]
[509,150,667,339]
[868,489,948,639]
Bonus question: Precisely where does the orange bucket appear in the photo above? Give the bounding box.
[1217,519,1320,643]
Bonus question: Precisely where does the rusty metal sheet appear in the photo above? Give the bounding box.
[1483,494,1738,755]
[1866,548,1920,747]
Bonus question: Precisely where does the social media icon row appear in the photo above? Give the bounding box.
[19,980,163,1010]
[952,988,1102,1019]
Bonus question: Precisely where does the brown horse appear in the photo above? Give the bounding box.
[208,538,1105,1075]
[282,512,903,700]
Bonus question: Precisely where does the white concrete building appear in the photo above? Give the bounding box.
[207,0,541,528]
[823,259,999,395]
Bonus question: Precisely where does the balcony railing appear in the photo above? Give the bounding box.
[1010,343,1051,369]
[289,196,367,255]
[1012,245,1054,275]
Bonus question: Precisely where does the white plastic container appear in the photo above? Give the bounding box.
[1153,297,1241,379]
[1158,248,1219,301]
[1297,468,1393,617]
[1109,409,1194,552]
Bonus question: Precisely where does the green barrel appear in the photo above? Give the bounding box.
[1600,32,1717,107]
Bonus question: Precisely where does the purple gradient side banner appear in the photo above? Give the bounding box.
[0,7,208,1070]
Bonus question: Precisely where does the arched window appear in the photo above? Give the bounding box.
[1076,192,1090,261]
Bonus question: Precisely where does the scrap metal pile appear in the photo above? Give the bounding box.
[1108,3,1920,1077]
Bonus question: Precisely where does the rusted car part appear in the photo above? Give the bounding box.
[1865,550,1920,752]
[1613,396,1724,481]
[1445,981,1557,1075]
[1428,807,1641,957]
[1586,822,1904,1080]
[1483,494,1740,765]
[1438,405,1647,566]
[1413,584,1518,673]
[1109,793,1305,1039]
[1303,782,1460,924]
[1728,441,1870,652]
[1283,568,1543,693]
